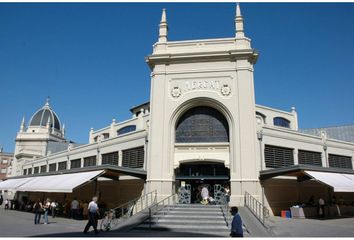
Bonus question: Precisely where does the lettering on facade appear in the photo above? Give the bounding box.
[170,79,232,98]
[185,80,220,91]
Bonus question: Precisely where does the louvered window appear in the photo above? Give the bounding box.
[329,154,352,169]
[298,150,322,166]
[102,152,119,165]
[58,161,67,170]
[122,146,144,168]
[49,163,56,172]
[40,165,47,173]
[71,159,81,169]
[34,167,39,174]
[84,156,97,167]
[265,145,294,168]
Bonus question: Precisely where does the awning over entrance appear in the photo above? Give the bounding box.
[259,164,354,193]
[0,177,34,190]
[304,171,354,192]
[16,170,104,193]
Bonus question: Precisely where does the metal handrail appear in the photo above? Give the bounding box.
[244,191,269,227]
[111,190,157,225]
[148,193,178,229]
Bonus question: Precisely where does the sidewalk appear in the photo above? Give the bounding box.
[1,208,354,237]
[268,215,354,237]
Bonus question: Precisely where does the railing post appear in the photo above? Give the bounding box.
[149,208,151,229]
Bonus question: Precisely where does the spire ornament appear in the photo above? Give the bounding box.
[20,116,26,132]
[235,3,245,38]
[158,8,168,43]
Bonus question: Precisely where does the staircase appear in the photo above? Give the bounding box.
[131,204,230,237]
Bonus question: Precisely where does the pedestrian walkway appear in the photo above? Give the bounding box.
[1,208,354,237]
[267,215,354,237]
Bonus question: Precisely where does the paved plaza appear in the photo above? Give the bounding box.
[1,207,354,237]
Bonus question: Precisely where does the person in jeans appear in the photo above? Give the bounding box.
[43,198,51,224]
[230,206,243,237]
[33,199,43,224]
[83,196,100,234]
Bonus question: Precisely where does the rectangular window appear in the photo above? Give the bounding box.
[84,156,97,167]
[58,161,67,170]
[70,159,81,169]
[102,152,119,165]
[49,163,56,172]
[298,150,322,166]
[40,165,47,173]
[329,154,352,169]
[264,145,294,168]
[122,146,144,168]
[28,168,32,175]
[2,159,8,164]
[23,169,27,175]
[1,168,6,174]
[33,167,39,174]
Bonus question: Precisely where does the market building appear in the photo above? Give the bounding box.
[1,5,354,217]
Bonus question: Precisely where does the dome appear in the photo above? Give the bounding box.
[28,100,61,131]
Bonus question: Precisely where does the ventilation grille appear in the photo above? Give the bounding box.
[265,145,294,168]
[102,152,119,165]
[298,150,322,166]
[329,154,352,169]
[122,146,144,168]
[84,156,97,167]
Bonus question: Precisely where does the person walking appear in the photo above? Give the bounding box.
[71,197,79,219]
[43,198,51,224]
[201,185,209,205]
[51,200,58,218]
[230,206,243,237]
[33,199,43,224]
[318,197,325,218]
[83,196,100,234]
[4,199,9,210]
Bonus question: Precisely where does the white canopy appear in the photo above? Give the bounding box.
[0,177,35,190]
[0,170,104,193]
[305,170,354,192]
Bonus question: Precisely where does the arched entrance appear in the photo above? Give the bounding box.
[174,106,230,204]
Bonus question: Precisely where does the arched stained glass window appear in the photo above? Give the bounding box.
[175,106,229,143]
[273,117,290,128]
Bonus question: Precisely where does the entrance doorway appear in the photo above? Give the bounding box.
[175,162,229,204]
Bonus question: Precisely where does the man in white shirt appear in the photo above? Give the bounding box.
[71,197,79,219]
[83,196,99,234]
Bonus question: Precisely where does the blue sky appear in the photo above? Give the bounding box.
[0,3,354,152]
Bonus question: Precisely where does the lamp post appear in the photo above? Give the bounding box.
[257,130,266,212]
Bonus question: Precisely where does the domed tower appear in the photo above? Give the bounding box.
[10,99,66,177]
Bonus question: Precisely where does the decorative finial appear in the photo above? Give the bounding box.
[45,96,50,107]
[158,8,168,43]
[235,3,245,38]
[62,123,65,137]
[20,116,26,132]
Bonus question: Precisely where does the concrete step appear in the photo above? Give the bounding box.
[151,215,226,221]
[169,207,222,212]
[147,219,228,225]
[136,223,229,231]
[175,204,222,208]
[155,210,225,216]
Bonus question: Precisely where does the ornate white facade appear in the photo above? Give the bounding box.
[8,5,354,214]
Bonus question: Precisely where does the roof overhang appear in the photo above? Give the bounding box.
[4,165,147,182]
[259,164,354,181]
[260,165,354,192]
[0,165,147,193]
